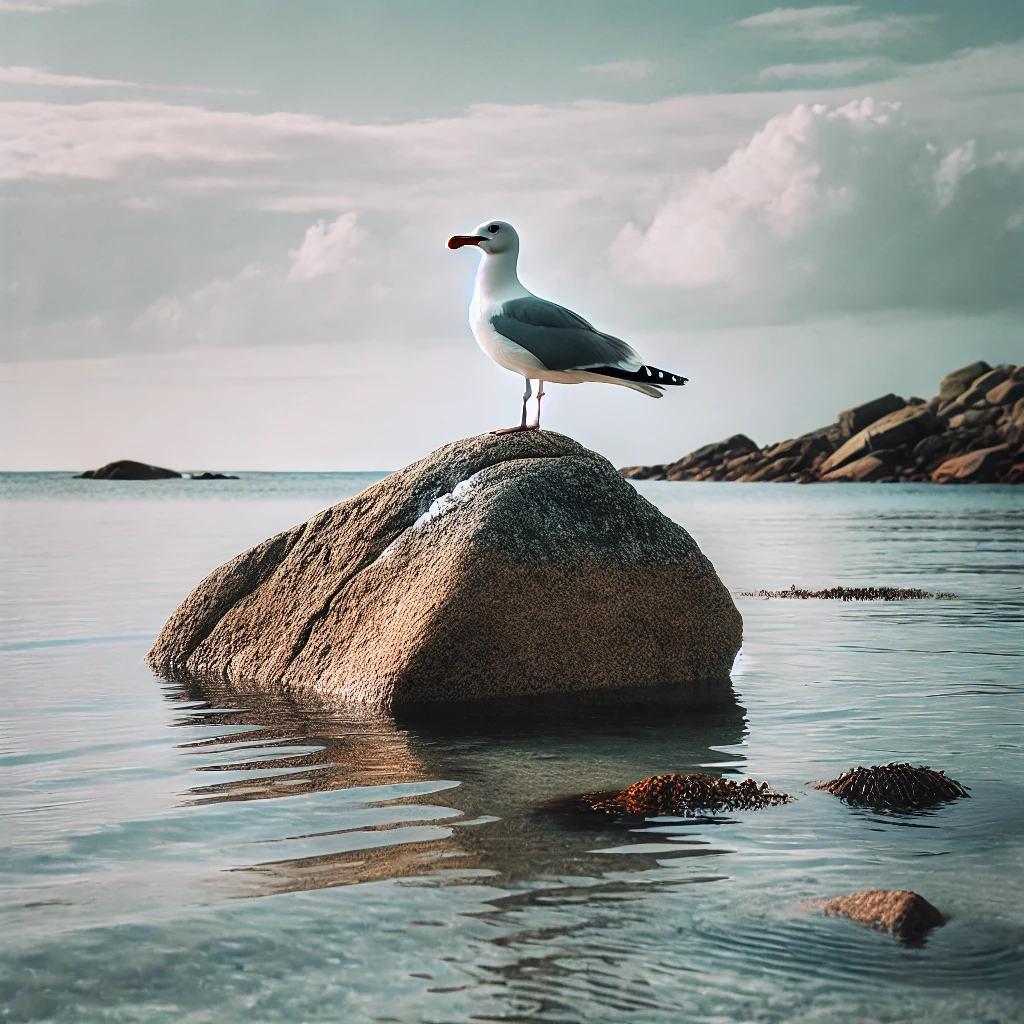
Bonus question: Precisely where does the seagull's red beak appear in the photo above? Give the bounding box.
[447,234,486,250]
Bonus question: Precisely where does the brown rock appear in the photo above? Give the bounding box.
[938,360,991,402]
[932,444,1011,482]
[1011,397,1024,431]
[838,393,905,438]
[618,465,665,480]
[745,455,803,482]
[74,459,181,480]
[148,432,742,711]
[820,407,939,474]
[819,452,894,482]
[942,367,1010,416]
[987,379,1024,406]
[821,890,946,942]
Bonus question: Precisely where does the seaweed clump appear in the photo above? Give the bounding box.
[739,585,956,600]
[815,762,969,809]
[582,773,791,817]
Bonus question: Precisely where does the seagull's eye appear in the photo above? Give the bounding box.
[487,224,500,233]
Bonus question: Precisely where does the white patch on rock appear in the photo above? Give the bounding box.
[373,471,484,564]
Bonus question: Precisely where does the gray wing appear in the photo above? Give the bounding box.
[490,296,641,373]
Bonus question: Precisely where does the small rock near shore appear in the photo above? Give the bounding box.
[821,890,946,942]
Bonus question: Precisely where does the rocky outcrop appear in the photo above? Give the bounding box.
[75,459,181,480]
[620,361,1024,484]
[148,432,742,711]
[189,471,239,480]
[821,890,946,942]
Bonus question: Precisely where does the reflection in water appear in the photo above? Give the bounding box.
[165,679,747,897]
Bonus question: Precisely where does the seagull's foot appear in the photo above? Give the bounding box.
[490,424,540,435]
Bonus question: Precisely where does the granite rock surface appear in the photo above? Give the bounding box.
[148,432,742,710]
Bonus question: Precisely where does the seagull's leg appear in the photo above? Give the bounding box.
[532,380,546,429]
[491,378,539,434]
[520,378,532,428]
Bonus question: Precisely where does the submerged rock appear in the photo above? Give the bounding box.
[814,762,969,809]
[75,459,181,480]
[147,432,742,711]
[576,773,791,816]
[821,890,946,942]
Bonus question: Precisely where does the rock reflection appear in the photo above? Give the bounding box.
[164,680,746,896]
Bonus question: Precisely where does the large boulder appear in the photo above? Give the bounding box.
[939,366,1009,416]
[838,393,905,438]
[931,444,1011,482]
[75,459,181,480]
[987,379,1024,407]
[147,432,742,711]
[819,451,895,482]
[820,406,940,474]
[938,360,991,402]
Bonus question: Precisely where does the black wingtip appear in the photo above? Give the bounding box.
[584,364,688,386]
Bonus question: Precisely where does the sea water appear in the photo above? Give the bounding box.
[1,473,1021,1023]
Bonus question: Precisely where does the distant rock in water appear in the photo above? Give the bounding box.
[821,890,946,943]
[147,432,742,712]
[619,360,1024,484]
[75,459,181,480]
[189,471,239,480]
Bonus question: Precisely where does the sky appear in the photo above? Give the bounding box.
[1,0,1023,470]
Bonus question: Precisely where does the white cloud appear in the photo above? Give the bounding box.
[2,40,1024,364]
[287,213,366,281]
[578,60,654,82]
[759,58,895,82]
[737,6,937,45]
[612,98,1024,315]
[0,65,259,95]
[0,66,131,88]
[0,0,107,11]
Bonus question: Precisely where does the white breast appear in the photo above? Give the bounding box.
[469,299,546,377]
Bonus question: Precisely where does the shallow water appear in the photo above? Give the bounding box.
[1,472,1022,1023]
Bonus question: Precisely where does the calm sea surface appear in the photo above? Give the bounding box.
[1,472,1022,1023]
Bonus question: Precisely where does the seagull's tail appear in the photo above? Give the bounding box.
[583,363,688,398]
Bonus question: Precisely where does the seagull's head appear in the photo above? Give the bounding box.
[447,219,518,256]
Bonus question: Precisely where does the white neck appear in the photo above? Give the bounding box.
[475,249,529,304]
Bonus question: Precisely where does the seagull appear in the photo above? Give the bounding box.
[448,219,687,433]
